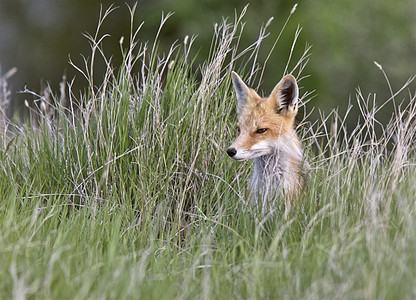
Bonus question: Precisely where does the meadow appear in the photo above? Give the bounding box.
[0,5,415,299]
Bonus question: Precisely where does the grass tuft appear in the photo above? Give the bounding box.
[0,5,415,299]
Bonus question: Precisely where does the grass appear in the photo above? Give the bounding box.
[1,4,416,299]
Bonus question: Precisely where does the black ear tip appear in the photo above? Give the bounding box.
[231,72,248,93]
[231,71,241,84]
[278,75,298,109]
[282,74,297,88]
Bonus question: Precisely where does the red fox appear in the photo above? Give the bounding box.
[227,71,307,207]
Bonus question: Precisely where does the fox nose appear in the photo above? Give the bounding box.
[227,147,237,157]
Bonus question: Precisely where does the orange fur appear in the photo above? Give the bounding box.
[227,72,307,208]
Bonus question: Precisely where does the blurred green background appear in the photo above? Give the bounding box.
[0,0,415,121]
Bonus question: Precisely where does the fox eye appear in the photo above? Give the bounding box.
[255,128,267,134]
[236,126,241,136]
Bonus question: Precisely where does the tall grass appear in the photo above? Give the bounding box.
[0,4,415,299]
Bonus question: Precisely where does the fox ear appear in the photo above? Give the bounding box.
[231,71,250,110]
[271,74,299,116]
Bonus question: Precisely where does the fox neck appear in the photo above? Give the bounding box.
[251,132,303,198]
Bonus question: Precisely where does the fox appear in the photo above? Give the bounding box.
[227,71,308,208]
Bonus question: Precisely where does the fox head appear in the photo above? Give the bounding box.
[227,71,299,161]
